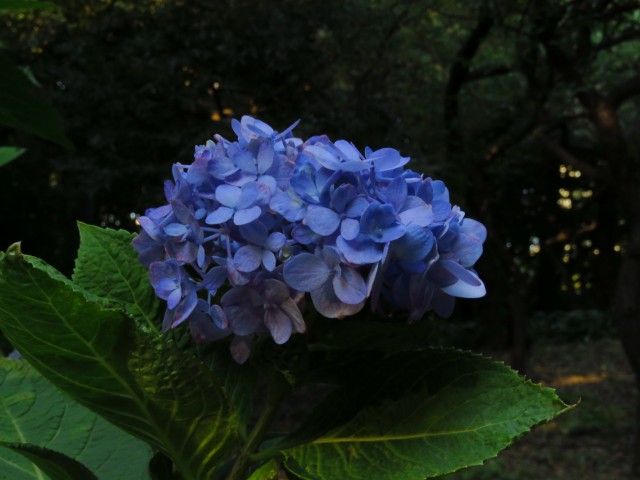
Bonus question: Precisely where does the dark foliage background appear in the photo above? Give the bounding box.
[2,0,640,472]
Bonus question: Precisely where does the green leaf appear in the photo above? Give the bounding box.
[247,460,280,480]
[0,146,26,167]
[0,358,151,480]
[282,349,571,480]
[0,249,241,480]
[0,1,57,11]
[72,223,160,330]
[0,53,73,149]
[1,443,98,480]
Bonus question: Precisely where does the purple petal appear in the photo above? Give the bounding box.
[280,298,305,333]
[283,253,331,291]
[310,281,365,319]
[230,335,252,364]
[264,308,293,344]
[305,205,341,236]
[172,289,198,327]
[263,279,291,303]
[305,145,340,170]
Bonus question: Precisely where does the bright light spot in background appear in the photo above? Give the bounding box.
[529,236,541,256]
[557,198,572,209]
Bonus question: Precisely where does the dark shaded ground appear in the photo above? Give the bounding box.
[448,338,636,480]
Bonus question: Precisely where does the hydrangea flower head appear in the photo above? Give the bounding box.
[133,116,486,363]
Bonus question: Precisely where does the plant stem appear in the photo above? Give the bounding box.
[225,375,286,480]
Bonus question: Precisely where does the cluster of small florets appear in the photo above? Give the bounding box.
[133,116,486,363]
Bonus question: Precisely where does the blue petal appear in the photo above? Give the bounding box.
[336,235,384,265]
[452,219,487,267]
[283,253,331,291]
[234,245,263,272]
[266,232,286,251]
[332,266,367,304]
[305,145,340,171]
[205,206,234,224]
[262,250,276,271]
[392,225,434,262]
[305,205,341,236]
[334,139,362,160]
[215,184,242,207]
[399,201,434,227]
[368,147,410,171]
[234,206,262,225]
[164,223,188,237]
[341,218,360,240]
[270,190,306,222]
[239,221,268,246]
[433,259,486,298]
[257,142,275,174]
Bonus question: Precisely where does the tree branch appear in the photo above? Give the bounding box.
[444,14,494,152]
[610,74,640,108]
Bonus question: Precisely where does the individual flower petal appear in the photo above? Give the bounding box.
[205,206,234,224]
[283,253,331,291]
[234,206,262,225]
[234,245,263,272]
[264,308,293,344]
[230,335,252,364]
[341,218,360,241]
[336,235,385,265]
[305,205,341,236]
[215,184,242,207]
[332,266,367,304]
[310,281,365,318]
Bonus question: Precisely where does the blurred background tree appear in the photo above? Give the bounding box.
[1,0,640,475]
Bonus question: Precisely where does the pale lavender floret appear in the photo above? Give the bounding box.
[205,182,265,226]
[283,247,367,318]
[221,279,305,344]
[233,221,286,272]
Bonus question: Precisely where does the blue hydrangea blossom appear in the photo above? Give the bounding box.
[133,116,486,363]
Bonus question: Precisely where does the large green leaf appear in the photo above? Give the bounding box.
[282,349,570,480]
[0,247,240,480]
[0,358,150,480]
[1,443,98,480]
[72,223,160,330]
[0,53,73,149]
[0,1,57,10]
[0,146,26,167]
